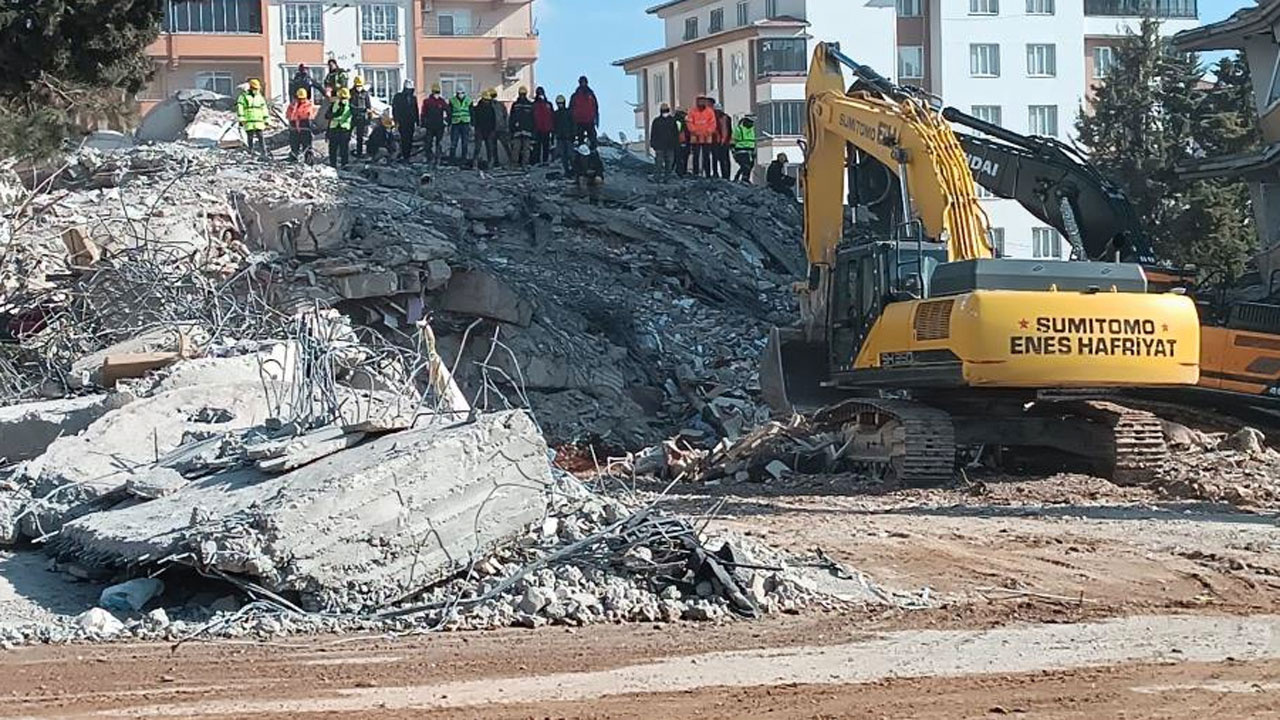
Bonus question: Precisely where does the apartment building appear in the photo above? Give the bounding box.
[140,0,537,115]
[615,0,1199,259]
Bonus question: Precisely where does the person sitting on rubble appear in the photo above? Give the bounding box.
[326,87,354,169]
[572,143,605,205]
[323,58,349,97]
[236,78,270,161]
[366,112,396,163]
[285,88,317,163]
[766,153,796,197]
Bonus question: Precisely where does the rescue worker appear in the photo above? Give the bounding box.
[366,112,395,163]
[449,88,472,162]
[711,98,732,180]
[568,75,600,148]
[350,77,373,158]
[471,89,500,169]
[493,89,514,167]
[323,58,349,97]
[573,144,605,205]
[289,64,322,101]
[236,78,269,161]
[553,94,575,174]
[509,86,536,169]
[326,86,354,169]
[674,108,690,178]
[421,83,450,167]
[285,88,317,163]
[532,87,555,165]
[732,115,757,183]
[685,96,718,178]
[391,79,419,162]
[649,103,679,181]
[766,153,796,197]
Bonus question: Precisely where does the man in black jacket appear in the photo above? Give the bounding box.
[391,80,419,162]
[553,94,575,174]
[289,64,322,101]
[471,91,500,169]
[766,153,796,197]
[508,86,535,169]
[350,77,373,157]
[649,103,679,181]
[573,144,605,205]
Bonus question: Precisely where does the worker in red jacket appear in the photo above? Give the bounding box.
[420,83,450,167]
[711,98,733,180]
[532,86,556,165]
[568,75,600,148]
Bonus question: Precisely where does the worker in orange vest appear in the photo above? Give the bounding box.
[685,97,718,178]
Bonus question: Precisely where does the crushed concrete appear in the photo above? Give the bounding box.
[0,394,129,464]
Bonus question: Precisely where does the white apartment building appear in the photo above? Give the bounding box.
[616,0,1199,259]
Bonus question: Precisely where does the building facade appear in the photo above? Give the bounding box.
[615,0,1199,259]
[140,0,537,115]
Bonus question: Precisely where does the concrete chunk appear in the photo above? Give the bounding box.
[0,394,130,463]
[57,411,552,611]
[437,270,534,327]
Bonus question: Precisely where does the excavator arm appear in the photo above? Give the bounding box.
[803,43,993,268]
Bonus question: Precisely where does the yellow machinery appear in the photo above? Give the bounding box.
[761,43,1202,483]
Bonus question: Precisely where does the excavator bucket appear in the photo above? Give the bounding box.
[760,327,844,416]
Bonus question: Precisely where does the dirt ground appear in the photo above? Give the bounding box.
[3,475,1278,718]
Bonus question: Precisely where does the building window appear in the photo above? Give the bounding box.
[684,17,699,40]
[194,71,235,96]
[756,38,808,76]
[1028,104,1058,135]
[1032,228,1062,259]
[1026,0,1054,13]
[284,3,322,42]
[1084,0,1197,19]
[436,10,473,36]
[1026,44,1056,77]
[1092,46,1115,78]
[970,105,1002,126]
[439,71,473,98]
[164,0,262,33]
[731,51,746,85]
[898,46,924,79]
[988,228,1006,256]
[737,0,749,25]
[970,44,1000,77]
[710,7,724,33]
[766,0,779,17]
[360,3,398,42]
[898,0,922,16]
[707,56,719,93]
[362,67,400,102]
[969,0,999,15]
[1269,55,1280,106]
[758,100,806,136]
[653,71,667,104]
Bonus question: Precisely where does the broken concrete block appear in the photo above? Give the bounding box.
[69,326,202,389]
[57,411,552,612]
[437,270,534,327]
[125,467,189,499]
[100,351,182,387]
[424,259,452,291]
[1217,427,1266,455]
[332,270,399,300]
[75,608,124,636]
[0,394,130,463]
[232,194,353,256]
[61,226,100,269]
[256,429,366,474]
[407,238,458,263]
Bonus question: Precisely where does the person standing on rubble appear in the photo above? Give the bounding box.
[349,77,373,158]
[289,64,322,101]
[323,59,349,97]
[685,97,717,178]
[766,153,796,197]
[573,144,605,205]
[554,94,575,175]
[569,76,600,148]
[472,90,500,169]
[509,86,536,169]
[532,87,555,166]
[285,88,317,163]
[449,88,472,163]
[392,80,420,163]
[326,87,354,169]
[236,78,270,161]
[674,108,690,178]
[421,83,449,167]
[649,103,679,182]
[493,91,514,167]
[711,99,733,180]
[732,115,757,184]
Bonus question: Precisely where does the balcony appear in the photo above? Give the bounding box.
[419,35,538,63]
[1084,0,1196,18]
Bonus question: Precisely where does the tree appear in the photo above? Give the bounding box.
[0,1,163,158]
[1077,17,1259,279]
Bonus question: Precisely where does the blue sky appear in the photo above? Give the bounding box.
[536,0,1258,138]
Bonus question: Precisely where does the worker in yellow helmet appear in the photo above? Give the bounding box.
[286,87,318,163]
[326,86,354,168]
[471,89,500,169]
[509,85,535,168]
[236,78,269,161]
[350,76,373,158]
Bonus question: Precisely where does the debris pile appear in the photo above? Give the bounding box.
[1156,426,1280,506]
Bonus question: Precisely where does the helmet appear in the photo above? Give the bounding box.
[248,78,261,91]
[575,144,591,156]
[431,83,441,93]
[518,85,528,94]
[381,115,394,127]
[337,87,351,99]
[555,94,566,104]
[353,76,364,87]
[295,88,308,99]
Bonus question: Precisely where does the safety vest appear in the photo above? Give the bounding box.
[236,91,268,131]
[733,124,756,151]
[330,101,353,131]
[450,95,472,124]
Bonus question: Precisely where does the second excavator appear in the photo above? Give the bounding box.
[761,42,1202,484]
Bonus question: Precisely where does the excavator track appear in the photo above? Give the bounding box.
[813,398,956,485]
[1057,400,1169,485]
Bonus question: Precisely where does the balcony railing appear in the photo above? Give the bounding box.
[164,0,263,34]
[1084,0,1196,18]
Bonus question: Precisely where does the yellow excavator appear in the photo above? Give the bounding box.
[760,42,1202,484]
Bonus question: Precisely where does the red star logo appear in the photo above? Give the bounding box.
[1161,323,1169,332]
[1018,319,1029,330]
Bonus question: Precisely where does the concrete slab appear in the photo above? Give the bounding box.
[0,394,130,464]
[56,411,551,612]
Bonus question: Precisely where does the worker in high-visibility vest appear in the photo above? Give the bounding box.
[449,89,472,162]
[732,115,757,184]
[326,87,354,169]
[236,78,269,161]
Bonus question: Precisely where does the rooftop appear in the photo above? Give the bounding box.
[1174,0,1275,51]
